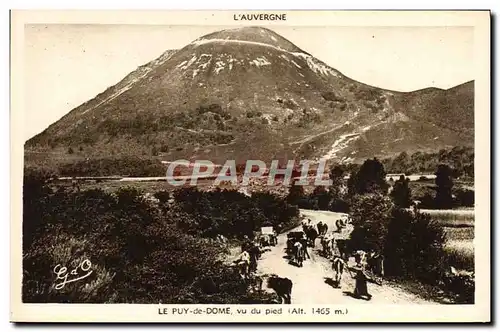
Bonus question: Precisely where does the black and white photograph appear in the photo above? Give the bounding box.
[10,10,490,323]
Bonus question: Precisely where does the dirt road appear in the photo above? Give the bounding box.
[257,209,435,304]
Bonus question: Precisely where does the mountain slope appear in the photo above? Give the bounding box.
[25,27,474,171]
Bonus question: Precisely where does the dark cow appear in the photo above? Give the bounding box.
[248,244,261,272]
[266,275,293,304]
[335,218,347,232]
[366,252,385,277]
[335,239,349,260]
[305,226,318,248]
[316,221,323,235]
[317,221,328,236]
[322,223,328,236]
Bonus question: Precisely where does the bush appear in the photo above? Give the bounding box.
[441,270,474,304]
[453,188,474,207]
[321,91,344,102]
[384,208,446,284]
[22,174,295,303]
[23,233,115,303]
[173,187,299,239]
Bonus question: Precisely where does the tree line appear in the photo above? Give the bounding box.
[292,158,473,211]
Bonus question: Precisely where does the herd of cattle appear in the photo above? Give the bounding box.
[231,215,386,303]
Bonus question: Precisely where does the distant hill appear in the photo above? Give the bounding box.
[25,27,474,175]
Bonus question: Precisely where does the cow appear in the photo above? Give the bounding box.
[316,221,323,235]
[322,223,329,236]
[300,235,311,260]
[335,218,347,232]
[259,234,271,247]
[270,231,278,246]
[366,251,385,277]
[233,251,250,279]
[332,256,346,287]
[293,241,305,267]
[354,250,368,266]
[266,275,293,304]
[305,226,319,248]
[317,222,328,236]
[248,244,261,272]
[334,239,349,261]
[320,234,334,258]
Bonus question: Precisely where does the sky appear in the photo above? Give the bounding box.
[23,24,474,141]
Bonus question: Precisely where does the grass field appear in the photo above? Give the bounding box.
[428,209,475,272]
[420,209,475,227]
[416,208,475,272]
[444,240,474,271]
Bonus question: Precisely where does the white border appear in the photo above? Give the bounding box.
[5,4,495,327]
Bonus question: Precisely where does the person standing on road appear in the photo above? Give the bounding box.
[348,253,373,300]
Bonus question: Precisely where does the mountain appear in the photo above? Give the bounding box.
[25,27,474,172]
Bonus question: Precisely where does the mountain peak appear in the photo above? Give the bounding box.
[191,26,307,53]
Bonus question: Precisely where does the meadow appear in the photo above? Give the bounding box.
[420,209,475,227]
[422,208,475,272]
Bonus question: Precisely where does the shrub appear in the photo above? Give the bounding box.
[453,188,474,207]
[384,208,446,284]
[22,173,293,304]
[172,187,299,239]
[283,100,298,110]
[23,233,115,303]
[321,91,344,102]
[441,269,474,304]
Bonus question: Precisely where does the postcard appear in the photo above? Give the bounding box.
[10,10,490,323]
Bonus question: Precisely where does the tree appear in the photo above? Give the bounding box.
[390,175,412,208]
[328,165,349,212]
[348,194,394,253]
[348,158,388,196]
[310,186,331,210]
[329,165,345,188]
[391,151,410,173]
[286,179,305,207]
[435,164,454,209]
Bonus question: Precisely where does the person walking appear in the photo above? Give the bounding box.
[348,252,375,300]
